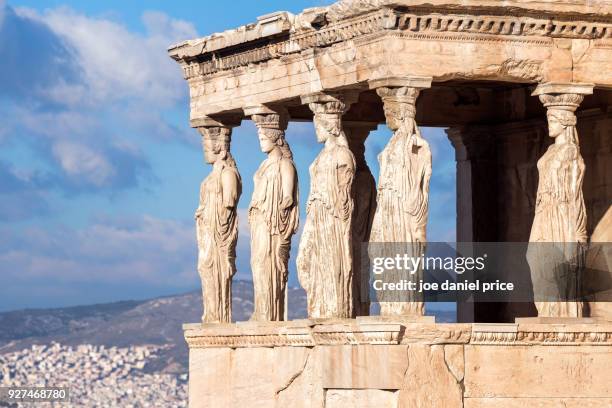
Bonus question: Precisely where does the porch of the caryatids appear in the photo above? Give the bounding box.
[297,91,359,319]
[369,77,433,318]
[195,117,243,324]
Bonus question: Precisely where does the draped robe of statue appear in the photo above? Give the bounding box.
[196,156,242,323]
[249,153,299,321]
[371,123,432,316]
[297,135,356,319]
[528,109,587,318]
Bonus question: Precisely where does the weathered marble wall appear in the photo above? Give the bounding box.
[186,321,612,408]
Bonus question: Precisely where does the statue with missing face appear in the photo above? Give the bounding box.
[195,126,242,324]
[249,112,299,321]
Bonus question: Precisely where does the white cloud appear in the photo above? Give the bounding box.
[52,141,115,186]
[15,6,196,107]
[0,215,196,286]
[1,6,196,193]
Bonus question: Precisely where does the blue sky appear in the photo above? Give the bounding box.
[0,0,456,311]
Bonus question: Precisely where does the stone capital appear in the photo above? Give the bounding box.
[532,82,594,114]
[244,105,289,131]
[190,114,242,129]
[368,76,433,91]
[301,91,360,115]
[197,126,233,143]
[370,77,431,120]
[531,82,594,97]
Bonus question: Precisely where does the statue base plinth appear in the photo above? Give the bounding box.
[185,320,612,408]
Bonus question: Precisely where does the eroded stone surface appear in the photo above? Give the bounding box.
[465,345,612,398]
[186,323,612,407]
[188,348,232,408]
[464,398,612,408]
[399,344,463,408]
[325,389,398,408]
[319,345,409,389]
[444,344,465,383]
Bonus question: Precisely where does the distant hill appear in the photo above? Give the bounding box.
[0,281,305,373]
[0,280,454,373]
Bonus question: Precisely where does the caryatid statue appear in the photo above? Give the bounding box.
[345,122,378,316]
[369,78,432,317]
[297,92,358,319]
[195,124,242,324]
[245,107,299,321]
[527,83,593,318]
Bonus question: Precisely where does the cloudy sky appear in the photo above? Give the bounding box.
[0,0,456,311]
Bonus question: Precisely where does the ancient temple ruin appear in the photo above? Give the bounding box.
[169,0,612,406]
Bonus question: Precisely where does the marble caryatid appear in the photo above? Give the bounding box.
[196,126,242,324]
[528,85,592,318]
[370,79,432,317]
[246,108,299,321]
[345,123,377,316]
[297,92,357,319]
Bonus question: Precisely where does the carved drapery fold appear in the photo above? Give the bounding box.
[196,122,242,323]
[369,77,433,317]
[527,83,593,318]
[244,106,299,322]
[297,92,358,319]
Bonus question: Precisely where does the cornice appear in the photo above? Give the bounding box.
[176,8,612,80]
[183,321,612,348]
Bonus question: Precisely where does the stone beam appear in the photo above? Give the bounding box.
[368,76,433,90]
[171,1,612,121]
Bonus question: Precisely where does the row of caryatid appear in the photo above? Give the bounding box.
[194,76,594,324]
[195,77,433,323]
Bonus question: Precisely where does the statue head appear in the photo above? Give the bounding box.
[377,87,419,133]
[200,127,231,164]
[539,93,582,142]
[382,101,417,134]
[259,127,291,154]
[546,109,577,138]
[257,128,277,153]
[313,113,342,143]
[252,112,292,158]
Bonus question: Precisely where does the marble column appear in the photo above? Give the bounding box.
[344,121,378,317]
[447,122,547,323]
[369,77,432,317]
[195,117,242,324]
[297,91,359,319]
[243,105,299,322]
[528,82,594,318]
[446,126,498,323]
